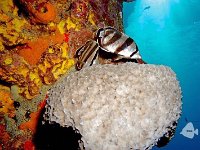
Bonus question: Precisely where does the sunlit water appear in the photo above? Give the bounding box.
[123,0,200,149]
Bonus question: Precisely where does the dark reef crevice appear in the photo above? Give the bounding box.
[33,108,82,150]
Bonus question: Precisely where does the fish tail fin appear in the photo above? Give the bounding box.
[194,129,198,135]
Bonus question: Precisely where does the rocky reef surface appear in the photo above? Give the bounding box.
[0,0,125,149]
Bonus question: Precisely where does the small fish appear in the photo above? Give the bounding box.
[75,27,145,71]
[96,27,142,60]
[180,122,198,139]
[75,40,99,70]
[143,6,151,11]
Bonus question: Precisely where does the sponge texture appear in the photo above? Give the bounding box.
[44,63,182,149]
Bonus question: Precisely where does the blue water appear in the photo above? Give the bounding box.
[123,0,200,149]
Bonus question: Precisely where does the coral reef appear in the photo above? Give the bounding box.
[0,0,123,99]
[45,63,182,149]
[0,0,76,100]
[0,0,125,149]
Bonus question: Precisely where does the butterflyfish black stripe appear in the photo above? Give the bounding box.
[103,31,122,46]
[104,29,115,38]
[115,37,134,54]
[89,48,99,66]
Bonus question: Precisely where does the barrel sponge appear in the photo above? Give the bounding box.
[44,63,182,149]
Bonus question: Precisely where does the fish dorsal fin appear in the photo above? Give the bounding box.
[187,122,194,130]
[96,26,117,41]
[181,122,194,133]
[194,129,198,135]
[96,28,105,40]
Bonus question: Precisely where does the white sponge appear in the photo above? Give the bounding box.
[44,63,182,149]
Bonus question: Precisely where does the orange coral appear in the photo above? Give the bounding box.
[18,29,64,65]
[20,0,56,24]
[0,26,75,99]
[19,110,40,133]
[30,2,56,24]
[18,39,49,66]
[24,140,35,150]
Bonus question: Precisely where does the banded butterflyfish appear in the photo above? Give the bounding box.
[96,27,141,60]
[75,27,145,70]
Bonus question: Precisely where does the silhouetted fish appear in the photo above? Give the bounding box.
[143,6,151,11]
[180,122,198,139]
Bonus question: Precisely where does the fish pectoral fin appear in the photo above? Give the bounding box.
[194,129,198,135]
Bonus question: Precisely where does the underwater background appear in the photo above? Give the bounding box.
[123,0,200,149]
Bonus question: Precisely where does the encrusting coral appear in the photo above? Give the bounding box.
[45,63,182,149]
[0,85,15,117]
[0,0,125,148]
[0,0,122,100]
[0,0,75,100]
